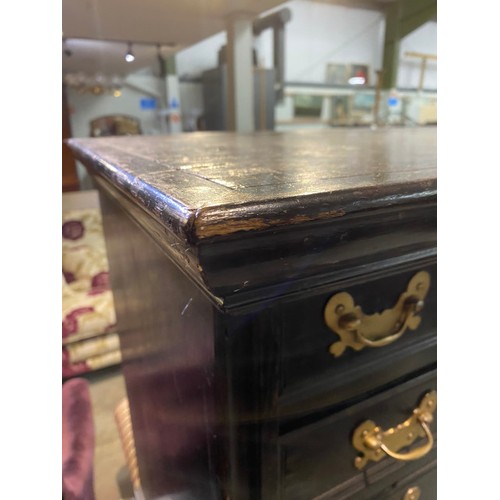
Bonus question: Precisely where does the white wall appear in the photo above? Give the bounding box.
[179,82,204,131]
[176,31,227,80]
[398,21,437,90]
[174,0,436,91]
[174,1,387,87]
[67,73,165,139]
[256,0,385,86]
[176,31,228,131]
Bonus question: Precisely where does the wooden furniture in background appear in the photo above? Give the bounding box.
[62,85,80,192]
[89,115,142,137]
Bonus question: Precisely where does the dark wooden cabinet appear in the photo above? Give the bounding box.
[62,85,79,192]
[68,127,437,500]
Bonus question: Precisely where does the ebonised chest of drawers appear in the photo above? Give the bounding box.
[69,127,437,500]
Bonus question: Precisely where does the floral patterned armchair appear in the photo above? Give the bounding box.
[62,192,121,378]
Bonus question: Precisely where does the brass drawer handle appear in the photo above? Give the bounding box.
[324,271,430,357]
[352,390,436,470]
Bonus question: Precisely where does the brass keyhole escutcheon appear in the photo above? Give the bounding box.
[324,271,430,357]
[404,486,421,500]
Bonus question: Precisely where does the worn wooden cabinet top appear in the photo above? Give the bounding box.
[68,127,436,307]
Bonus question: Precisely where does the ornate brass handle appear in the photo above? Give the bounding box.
[324,271,430,357]
[352,391,436,470]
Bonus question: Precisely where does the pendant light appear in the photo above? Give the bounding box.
[125,42,135,62]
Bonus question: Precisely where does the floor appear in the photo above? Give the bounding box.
[85,365,131,500]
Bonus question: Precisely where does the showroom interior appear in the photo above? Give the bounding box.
[61,1,439,499]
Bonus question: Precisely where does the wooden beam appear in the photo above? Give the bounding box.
[399,2,437,39]
[381,0,437,89]
[405,51,437,61]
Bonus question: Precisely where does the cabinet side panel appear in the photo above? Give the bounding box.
[214,310,283,500]
[98,184,219,499]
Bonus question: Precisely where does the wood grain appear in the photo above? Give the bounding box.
[68,127,436,241]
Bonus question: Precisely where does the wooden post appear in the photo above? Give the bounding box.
[404,51,437,92]
[373,70,384,126]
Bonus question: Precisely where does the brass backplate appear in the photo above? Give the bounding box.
[324,271,430,357]
[352,391,437,470]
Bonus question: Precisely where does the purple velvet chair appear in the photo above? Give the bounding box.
[62,378,95,500]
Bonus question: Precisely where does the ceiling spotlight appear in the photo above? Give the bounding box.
[63,38,72,57]
[125,42,135,62]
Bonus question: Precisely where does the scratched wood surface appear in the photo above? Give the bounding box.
[68,127,436,241]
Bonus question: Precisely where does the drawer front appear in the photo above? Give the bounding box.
[278,261,436,418]
[279,370,437,500]
[375,462,436,500]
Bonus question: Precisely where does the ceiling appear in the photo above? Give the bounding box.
[62,0,400,78]
[62,0,291,77]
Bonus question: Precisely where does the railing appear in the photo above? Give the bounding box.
[275,83,436,130]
